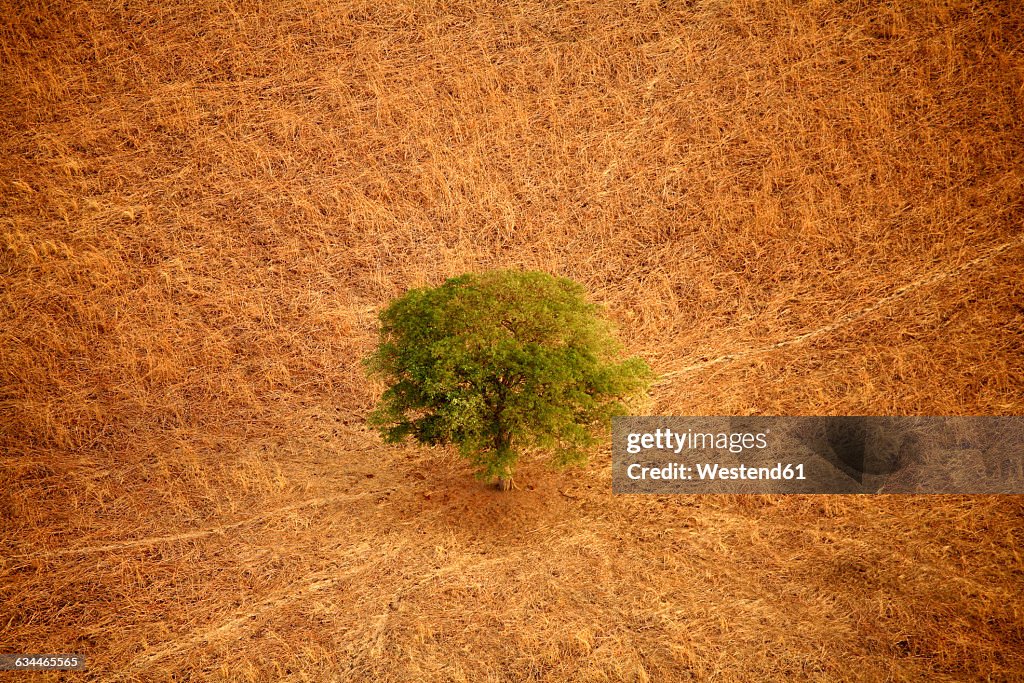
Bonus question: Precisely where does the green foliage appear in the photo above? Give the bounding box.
[365,270,652,485]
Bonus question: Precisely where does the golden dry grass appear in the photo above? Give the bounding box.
[2,0,1023,680]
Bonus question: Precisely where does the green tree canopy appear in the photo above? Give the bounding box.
[365,270,651,490]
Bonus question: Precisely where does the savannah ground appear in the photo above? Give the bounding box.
[2,0,1023,680]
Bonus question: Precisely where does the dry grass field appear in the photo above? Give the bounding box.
[2,0,1024,680]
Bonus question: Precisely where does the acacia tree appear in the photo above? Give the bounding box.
[365,270,651,490]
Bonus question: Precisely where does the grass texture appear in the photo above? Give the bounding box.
[2,0,1023,680]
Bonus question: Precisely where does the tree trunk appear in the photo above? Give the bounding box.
[494,421,514,492]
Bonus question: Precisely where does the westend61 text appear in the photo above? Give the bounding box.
[627,462,806,481]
